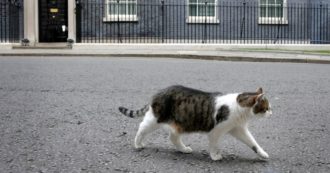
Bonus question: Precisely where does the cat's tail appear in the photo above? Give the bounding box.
[118,105,149,118]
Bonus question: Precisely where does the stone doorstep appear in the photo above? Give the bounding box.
[12,43,71,49]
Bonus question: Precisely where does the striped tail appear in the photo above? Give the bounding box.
[118,105,149,118]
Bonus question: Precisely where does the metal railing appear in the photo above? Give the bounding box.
[1,1,329,44]
[77,1,329,44]
[0,0,23,43]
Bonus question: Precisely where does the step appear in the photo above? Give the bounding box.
[13,43,71,49]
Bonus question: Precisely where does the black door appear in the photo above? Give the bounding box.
[39,0,68,42]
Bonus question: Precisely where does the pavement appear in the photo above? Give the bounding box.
[0,44,330,64]
[0,56,329,173]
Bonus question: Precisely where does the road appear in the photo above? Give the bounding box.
[0,56,329,173]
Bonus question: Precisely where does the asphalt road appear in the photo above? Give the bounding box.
[0,56,329,173]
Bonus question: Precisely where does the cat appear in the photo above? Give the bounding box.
[118,85,272,160]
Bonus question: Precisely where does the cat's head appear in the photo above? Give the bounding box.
[237,87,272,117]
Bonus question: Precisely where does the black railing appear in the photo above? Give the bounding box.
[77,1,330,44]
[0,0,23,43]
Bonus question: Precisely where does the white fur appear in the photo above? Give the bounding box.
[134,94,271,160]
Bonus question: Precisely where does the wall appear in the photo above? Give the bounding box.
[75,0,330,43]
[0,0,24,43]
[1,0,329,44]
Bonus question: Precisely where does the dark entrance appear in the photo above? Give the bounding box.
[39,0,68,42]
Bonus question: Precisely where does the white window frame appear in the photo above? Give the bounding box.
[103,0,138,22]
[258,0,288,24]
[186,0,219,24]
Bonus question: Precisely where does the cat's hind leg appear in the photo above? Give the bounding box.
[134,109,160,149]
[169,131,193,153]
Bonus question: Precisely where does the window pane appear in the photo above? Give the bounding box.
[260,7,267,17]
[206,0,215,4]
[199,5,206,16]
[268,6,276,17]
[260,0,284,18]
[268,0,276,5]
[189,0,216,17]
[127,4,136,15]
[108,0,137,16]
[260,0,268,5]
[276,7,283,17]
[189,5,198,16]
[276,0,283,5]
[118,4,126,14]
[207,5,215,16]
[109,4,117,15]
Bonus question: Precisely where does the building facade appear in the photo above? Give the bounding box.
[0,0,329,44]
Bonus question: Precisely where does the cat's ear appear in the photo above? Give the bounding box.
[256,87,263,94]
[237,93,263,107]
[255,94,264,102]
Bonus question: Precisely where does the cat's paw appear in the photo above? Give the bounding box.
[179,146,193,154]
[134,142,145,149]
[258,150,269,159]
[210,151,223,161]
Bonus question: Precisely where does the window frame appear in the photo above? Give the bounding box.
[258,0,288,24]
[103,0,138,22]
[186,0,219,24]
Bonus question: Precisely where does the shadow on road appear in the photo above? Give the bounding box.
[133,146,269,165]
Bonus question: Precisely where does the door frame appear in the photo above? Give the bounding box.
[38,0,69,42]
[23,0,76,44]
[35,1,39,43]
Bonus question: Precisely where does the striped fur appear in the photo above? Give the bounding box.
[150,85,221,132]
[118,105,149,118]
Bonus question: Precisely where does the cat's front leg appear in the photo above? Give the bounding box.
[230,126,269,159]
[209,148,223,161]
[252,146,269,159]
[208,132,224,161]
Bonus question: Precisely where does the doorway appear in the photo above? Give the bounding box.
[39,0,68,42]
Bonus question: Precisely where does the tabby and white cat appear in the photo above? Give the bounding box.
[118,85,272,160]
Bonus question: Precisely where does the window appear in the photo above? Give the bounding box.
[259,0,288,24]
[104,0,137,22]
[187,0,219,24]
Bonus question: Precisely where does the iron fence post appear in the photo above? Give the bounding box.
[319,3,322,43]
[161,0,164,43]
[203,1,208,44]
[117,0,122,43]
[8,0,11,42]
[274,3,283,44]
[240,1,246,43]
[326,4,330,44]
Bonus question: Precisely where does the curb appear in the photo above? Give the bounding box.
[1,53,330,64]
